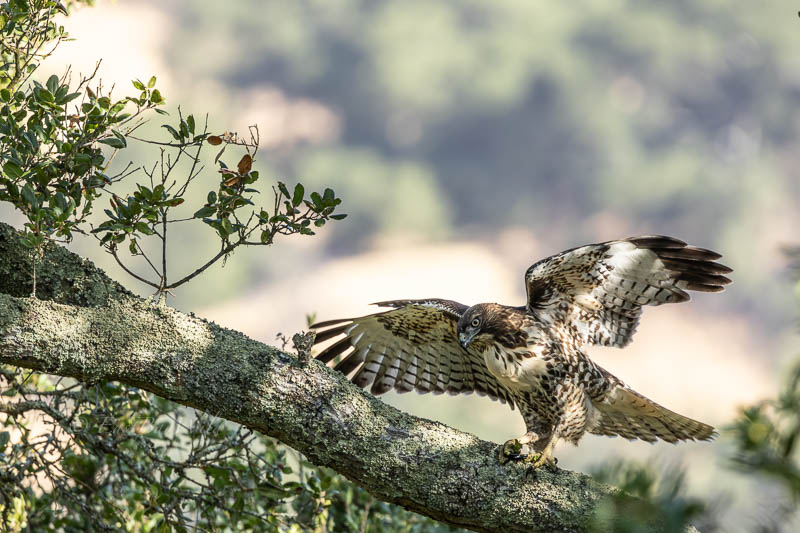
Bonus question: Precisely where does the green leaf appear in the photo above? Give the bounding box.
[277,182,290,199]
[98,137,125,149]
[193,206,216,218]
[21,185,37,209]
[109,101,126,115]
[220,217,233,235]
[112,129,127,148]
[147,76,157,88]
[132,80,145,90]
[36,88,54,103]
[3,161,23,179]
[330,214,347,220]
[150,89,164,104]
[46,74,59,93]
[0,431,9,448]
[207,191,217,204]
[187,114,195,134]
[134,221,154,235]
[161,124,180,140]
[292,183,304,207]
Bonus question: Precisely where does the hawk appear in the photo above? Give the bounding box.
[311,236,731,468]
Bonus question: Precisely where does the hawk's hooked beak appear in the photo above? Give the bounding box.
[458,331,474,349]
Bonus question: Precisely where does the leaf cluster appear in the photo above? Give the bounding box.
[0,70,160,251]
[0,367,453,533]
[0,1,346,297]
[590,460,710,533]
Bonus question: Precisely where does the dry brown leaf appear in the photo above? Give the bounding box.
[237,154,252,175]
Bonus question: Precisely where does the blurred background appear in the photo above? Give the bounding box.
[10,0,799,529]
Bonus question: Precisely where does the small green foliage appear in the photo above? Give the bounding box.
[727,362,800,526]
[0,0,168,297]
[0,1,346,297]
[0,366,454,532]
[590,460,710,533]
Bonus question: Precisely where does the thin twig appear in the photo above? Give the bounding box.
[110,248,160,289]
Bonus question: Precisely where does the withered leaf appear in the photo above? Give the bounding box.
[237,154,252,175]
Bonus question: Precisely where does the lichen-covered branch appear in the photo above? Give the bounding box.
[0,222,669,533]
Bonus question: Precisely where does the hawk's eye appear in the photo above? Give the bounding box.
[470,318,480,328]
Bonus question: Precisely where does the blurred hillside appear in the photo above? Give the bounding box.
[29,0,797,319]
[91,1,800,322]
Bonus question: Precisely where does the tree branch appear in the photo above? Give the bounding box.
[0,222,678,533]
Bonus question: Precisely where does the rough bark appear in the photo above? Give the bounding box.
[0,222,681,533]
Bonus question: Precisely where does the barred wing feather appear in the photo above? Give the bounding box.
[312,299,516,407]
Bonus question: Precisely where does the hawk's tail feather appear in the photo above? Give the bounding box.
[589,386,716,443]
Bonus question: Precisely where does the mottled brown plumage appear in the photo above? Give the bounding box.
[312,236,731,468]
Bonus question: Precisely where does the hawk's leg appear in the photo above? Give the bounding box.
[499,400,556,465]
[498,415,556,466]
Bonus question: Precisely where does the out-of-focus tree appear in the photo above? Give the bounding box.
[161,0,798,325]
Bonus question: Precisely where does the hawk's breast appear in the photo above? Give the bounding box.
[482,344,549,391]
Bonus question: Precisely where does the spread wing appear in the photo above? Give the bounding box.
[525,235,732,348]
[311,299,516,407]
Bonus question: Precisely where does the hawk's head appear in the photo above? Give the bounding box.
[457,303,528,351]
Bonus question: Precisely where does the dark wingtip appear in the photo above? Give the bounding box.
[310,322,353,345]
[629,236,733,292]
[370,300,413,308]
[315,335,353,363]
[310,318,353,330]
[626,235,687,248]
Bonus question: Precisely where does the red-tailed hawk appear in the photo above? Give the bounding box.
[312,236,731,468]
